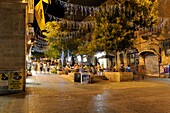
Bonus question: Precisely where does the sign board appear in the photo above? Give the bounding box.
[8,71,23,90]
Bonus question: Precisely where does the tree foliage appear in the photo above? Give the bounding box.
[43,0,159,58]
[43,21,82,58]
[85,0,158,53]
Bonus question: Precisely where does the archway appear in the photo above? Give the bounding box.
[139,49,160,77]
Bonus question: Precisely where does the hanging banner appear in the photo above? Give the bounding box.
[8,71,23,90]
[35,1,46,30]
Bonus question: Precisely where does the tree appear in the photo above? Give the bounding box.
[43,21,82,59]
[43,0,159,60]
[43,44,61,59]
[83,0,158,54]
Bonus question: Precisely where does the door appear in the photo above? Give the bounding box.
[145,53,159,77]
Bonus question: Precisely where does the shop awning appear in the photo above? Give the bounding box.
[98,54,114,59]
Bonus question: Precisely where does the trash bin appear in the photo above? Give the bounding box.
[74,72,81,82]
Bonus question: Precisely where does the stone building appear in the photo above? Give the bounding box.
[135,0,170,77]
[117,0,170,77]
[0,0,28,92]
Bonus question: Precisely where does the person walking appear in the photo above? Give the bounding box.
[47,62,50,73]
[79,64,84,73]
[96,62,102,76]
[39,62,43,73]
[43,62,47,73]
[35,62,38,74]
[90,65,97,75]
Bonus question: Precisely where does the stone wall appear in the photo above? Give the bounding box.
[158,0,170,18]
[0,1,26,76]
[103,72,133,82]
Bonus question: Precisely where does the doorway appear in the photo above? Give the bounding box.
[144,53,159,77]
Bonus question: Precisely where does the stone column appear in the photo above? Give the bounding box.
[0,1,27,91]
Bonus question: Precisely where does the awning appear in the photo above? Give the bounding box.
[98,54,114,59]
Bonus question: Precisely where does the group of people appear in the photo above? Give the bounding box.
[64,62,131,76]
[28,60,131,75]
[32,61,50,74]
[119,64,131,72]
[64,62,103,76]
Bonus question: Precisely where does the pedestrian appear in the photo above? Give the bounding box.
[32,61,36,71]
[90,65,97,75]
[112,65,117,72]
[47,62,50,73]
[35,62,38,74]
[39,62,43,73]
[96,62,102,76]
[74,63,79,72]
[126,65,131,72]
[120,64,125,72]
[43,62,47,73]
[79,64,84,73]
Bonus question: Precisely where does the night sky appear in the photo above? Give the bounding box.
[33,0,106,31]
[32,0,106,55]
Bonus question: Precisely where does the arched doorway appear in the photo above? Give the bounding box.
[139,50,160,77]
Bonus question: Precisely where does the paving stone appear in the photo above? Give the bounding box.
[0,73,170,113]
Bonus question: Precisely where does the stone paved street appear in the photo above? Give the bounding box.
[0,73,170,113]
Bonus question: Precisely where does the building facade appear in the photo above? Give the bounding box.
[116,0,170,77]
[0,0,28,92]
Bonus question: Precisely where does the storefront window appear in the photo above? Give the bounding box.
[162,41,170,56]
[127,53,139,65]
